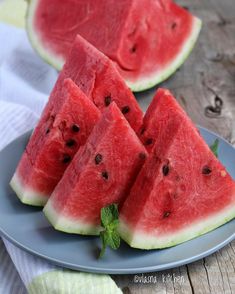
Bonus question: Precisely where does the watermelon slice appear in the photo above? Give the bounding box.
[43,103,147,235]
[10,79,100,206]
[119,89,235,249]
[26,0,201,91]
[46,34,143,132]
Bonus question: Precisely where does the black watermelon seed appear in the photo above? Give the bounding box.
[46,128,50,134]
[66,139,76,147]
[163,211,171,218]
[139,152,146,160]
[130,44,137,53]
[171,22,177,29]
[102,171,109,180]
[140,127,145,135]
[104,95,111,106]
[72,124,80,132]
[62,154,71,164]
[162,165,170,176]
[145,138,153,146]
[202,166,212,175]
[95,154,102,165]
[122,106,130,114]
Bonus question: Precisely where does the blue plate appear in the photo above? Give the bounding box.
[0,127,234,274]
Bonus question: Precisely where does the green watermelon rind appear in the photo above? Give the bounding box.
[118,203,235,249]
[126,17,202,92]
[26,0,65,71]
[43,200,102,236]
[10,173,48,207]
[26,0,202,92]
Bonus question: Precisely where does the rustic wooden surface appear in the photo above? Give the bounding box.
[113,0,235,293]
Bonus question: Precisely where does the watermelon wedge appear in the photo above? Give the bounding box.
[26,0,201,91]
[43,103,147,235]
[10,79,100,206]
[47,34,143,132]
[119,89,235,249]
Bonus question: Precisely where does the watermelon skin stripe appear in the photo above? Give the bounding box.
[10,173,48,207]
[119,202,235,249]
[26,0,64,72]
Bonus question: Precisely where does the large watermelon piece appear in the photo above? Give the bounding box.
[45,34,143,133]
[119,89,235,249]
[26,0,201,91]
[43,103,147,235]
[10,79,100,206]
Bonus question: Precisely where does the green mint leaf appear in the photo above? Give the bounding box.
[109,219,119,230]
[99,204,121,258]
[107,230,120,250]
[101,203,118,227]
[210,139,219,158]
[99,231,107,259]
[109,203,119,220]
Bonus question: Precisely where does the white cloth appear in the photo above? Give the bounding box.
[0,23,57,150]
[0,23,121,294]
[3,238,57,289]
[0,21,57,293]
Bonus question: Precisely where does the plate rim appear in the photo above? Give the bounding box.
[0,126,235,274]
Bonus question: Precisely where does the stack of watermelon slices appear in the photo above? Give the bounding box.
[10,35,235,251]
[10,35,143,206]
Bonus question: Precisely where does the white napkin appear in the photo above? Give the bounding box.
[0,22,121,294]
[0,23,57,149]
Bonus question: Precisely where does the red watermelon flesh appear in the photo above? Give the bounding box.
[10,79,100,206]
[119,89,235,249]
[43,103,147,235]
[138,88,178,152]
[28,0,201,91]
[44,34,143,133]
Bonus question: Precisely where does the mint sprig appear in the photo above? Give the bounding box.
[99,204,120,258]
[210,139,219,158]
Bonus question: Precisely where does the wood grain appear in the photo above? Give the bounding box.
[113,0,235,292]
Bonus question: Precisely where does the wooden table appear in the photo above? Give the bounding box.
[113,0,235,292]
